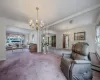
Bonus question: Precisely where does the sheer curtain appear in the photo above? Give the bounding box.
[96,22,100,46]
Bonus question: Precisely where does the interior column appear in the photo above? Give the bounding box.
[37,30,42,52]
[0,25,6,60]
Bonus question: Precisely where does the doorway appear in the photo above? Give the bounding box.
[63,34,69,49]
[51,35,56,47]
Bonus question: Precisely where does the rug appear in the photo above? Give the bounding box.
[0,52,66,80]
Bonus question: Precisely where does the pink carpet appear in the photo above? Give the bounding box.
[0,51,66,80]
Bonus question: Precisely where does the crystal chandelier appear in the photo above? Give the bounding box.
[29,7,44,30]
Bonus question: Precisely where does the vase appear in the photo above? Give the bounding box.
[43,46,47,54]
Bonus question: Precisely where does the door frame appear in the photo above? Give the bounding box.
[63,34,69,48]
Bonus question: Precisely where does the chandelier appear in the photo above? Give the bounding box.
[29,7,44,30]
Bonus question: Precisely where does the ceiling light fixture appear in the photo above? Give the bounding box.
[29,7,44,30]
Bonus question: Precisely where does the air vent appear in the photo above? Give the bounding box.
[69,20,73,24]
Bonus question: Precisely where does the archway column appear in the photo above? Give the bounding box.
[37,30,42,52]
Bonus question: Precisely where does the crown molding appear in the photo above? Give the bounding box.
[47,4,100,28]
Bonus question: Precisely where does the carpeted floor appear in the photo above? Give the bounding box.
[0,49,66,80]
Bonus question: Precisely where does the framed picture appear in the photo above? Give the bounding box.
[74,32,86,40]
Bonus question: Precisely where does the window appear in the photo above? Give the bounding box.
[96,22,100,46]
[6,35,25,45]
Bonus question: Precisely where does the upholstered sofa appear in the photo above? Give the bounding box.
[61,42,92,80]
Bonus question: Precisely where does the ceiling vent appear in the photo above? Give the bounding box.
[69,20,73,24]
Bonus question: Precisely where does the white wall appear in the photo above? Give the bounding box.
[67,24,96,53]
[24,34,29,45]
[29,30,57,44]
[56,24,96,53]
[0,17,32,60]
[29,31,42,52]
[56,31,63,49]
[29,31,38,44]
[0,24,6,60]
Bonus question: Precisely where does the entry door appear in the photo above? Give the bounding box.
[63,34,69,48]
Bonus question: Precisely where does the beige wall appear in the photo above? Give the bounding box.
[56,24,96,53]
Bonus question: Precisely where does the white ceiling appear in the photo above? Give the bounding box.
[6,27,32,34]
[0,0,100,25]
[49,7,100,31]
[0,0,100,32]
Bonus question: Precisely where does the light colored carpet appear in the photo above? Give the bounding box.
[0,51,67,80]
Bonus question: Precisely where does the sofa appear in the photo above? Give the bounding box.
[61,42,92,80]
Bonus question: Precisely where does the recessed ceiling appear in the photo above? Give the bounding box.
[0,0,100,26]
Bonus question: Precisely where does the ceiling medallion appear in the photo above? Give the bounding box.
[29,7,44,30]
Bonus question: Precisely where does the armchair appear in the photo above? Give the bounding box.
[61,42,92,80]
